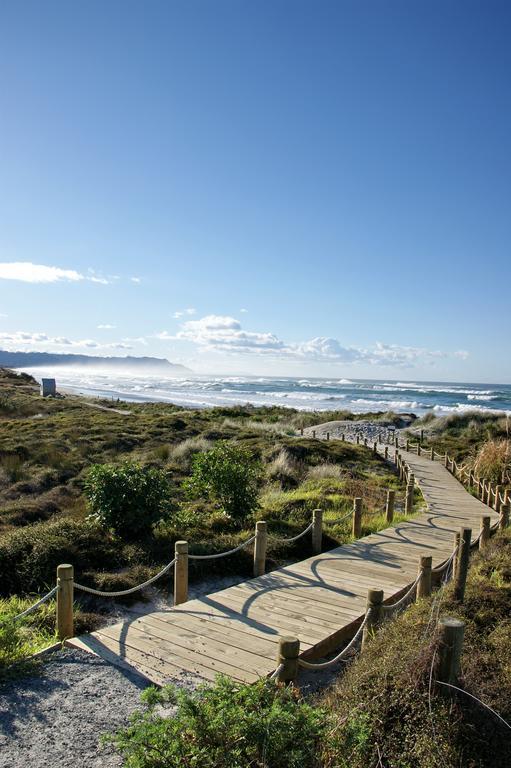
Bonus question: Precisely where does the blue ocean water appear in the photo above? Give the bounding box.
[21,368,511,417]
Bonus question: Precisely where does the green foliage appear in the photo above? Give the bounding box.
[0,594,56,679]
[185,442,261,525]
[111,676,327,768]
[84,461,171,538]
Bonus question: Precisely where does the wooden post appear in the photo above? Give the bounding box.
[341,433,345,441]
[395,435,398,448]
[300,427,303,436]
[384,446,389,460]
[312,430,316,439]
[468,471,474,489]
[479,515,490,550]
[420,429,424,443]
[406,439,410,451]
[275,636,300,683]
[453,528,471,602]
[356,435,360,444]
[56,564,74,640]
[352,497,362,538]
[405,481,414,515]
[499,502,510,531]
[437,617,465,689]
[385,489,395,523]
[312,508,323,555]
[362,588,384,649]
[394,449,399,465]
[453,531,460,580]
[495,485,502,513]
[444,453,449,469]
[430,447,434,461]
[253,520,268,577]
[326,432,330,441]
[378,434,382,444]
[505,489,510,509]
[417,555,432,599]
[174,540,189,605]
[364,438,367,447]
[417,443,421,457]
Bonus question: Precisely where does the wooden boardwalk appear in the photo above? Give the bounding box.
[69,446,497,685]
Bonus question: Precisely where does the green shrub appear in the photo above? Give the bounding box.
[111,676,327,768]
[185,442,261,526]
[0,518,123,595]
[84,461,171,538]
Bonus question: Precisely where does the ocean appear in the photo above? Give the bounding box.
[20,369,511,417]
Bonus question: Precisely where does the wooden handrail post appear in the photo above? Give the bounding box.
[479,516,491,550]
[275,636,300,683]
[341,433,345,441]
[406,439,410,451]
[300,427,303,436]
[385,489,395,523]
[437,617,465,690]
[453,531,460,579]
[312,508,323,555]
[352,497,362,538]
[453,528,471,602]
[373,441,377,452]
[312,430,316,439]
[417,555,432,599]
[420,429,424,443]
[56,564,74,640]
[384,445,388,460]
[417,443,421,457]
[495,485,502,513]
[499,502,510,531]
[356,435,360,444]
[444,453,449,469]
[362,588,384,649]
[174,540,189,605]
[468,471,474,489]
[326,432,330,441]
[253,520,268,577]
[405,481,414,515]
[378,434,382,444]
[430,447,434,461]
[364,438,368,447]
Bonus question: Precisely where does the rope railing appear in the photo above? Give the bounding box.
[269,522,314,544]
[4,585,59,623]
[188,536,256,560]
[431,544,458,574]
[297,610,371,670]
[74,557,177,597]
[382,572,422,615]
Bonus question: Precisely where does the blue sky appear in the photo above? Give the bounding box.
[0,1,510,382]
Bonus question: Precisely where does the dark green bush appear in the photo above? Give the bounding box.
[111,676,326,768]
[84,461,171,538]
[184,442,261,526]
[0,518,122,595]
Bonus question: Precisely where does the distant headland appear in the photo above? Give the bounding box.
[0,349,191,373]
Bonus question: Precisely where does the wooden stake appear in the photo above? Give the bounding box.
[174,540,189,605]
[56,564,74,640]
[326,432,330,441]
[373,441,377,452]
[499,502,510,531]
[405,482,414,515]
[453,528,471,602]
[444,453,449,469]
[352,497,362,538]
[453,531,460,580]
[417,555,432,599]
[479,516,490,550]
[385,489,395,523]
[312,508,323,555]
[253,520,268,577]
[437,617,465,689]
[275,636,300,683]
[384,446,389,460]
[362,588,383,649]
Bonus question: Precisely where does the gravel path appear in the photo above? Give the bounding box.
[0,649,150,768]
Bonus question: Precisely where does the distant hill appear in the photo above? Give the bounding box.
[0,350,191,373]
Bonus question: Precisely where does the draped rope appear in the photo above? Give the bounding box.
[74,557,176,597]
[188,536,256,560]
[4,585,59,623]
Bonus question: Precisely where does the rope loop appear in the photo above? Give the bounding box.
[297,609,371,670]
[270,522,313,544]
[75,557,176,597]
[189,536,256,560]
[4,585,59,623]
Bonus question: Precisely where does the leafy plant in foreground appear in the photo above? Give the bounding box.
[110,675,326,768]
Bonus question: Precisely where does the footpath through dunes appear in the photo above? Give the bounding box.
[68,426,499,686]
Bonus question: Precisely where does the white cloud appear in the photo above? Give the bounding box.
[97,324,116,329]
[0,330,133,352]
[172,307,197,319]
[0,262,111,285]
[240,308,248,313]
[170,314,464,368]
[130,277,141,284]
[454,349,469,360]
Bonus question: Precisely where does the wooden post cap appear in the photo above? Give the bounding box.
[256,520,267,532]
[57,564,74,578]
[175,540,188,554]
[278,636,300,658]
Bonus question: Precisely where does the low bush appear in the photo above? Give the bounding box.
[471,438,510,484]
[170,436,213,467]
[185,442,261,527]
[84,461,172,538]
[111,676,327,768]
